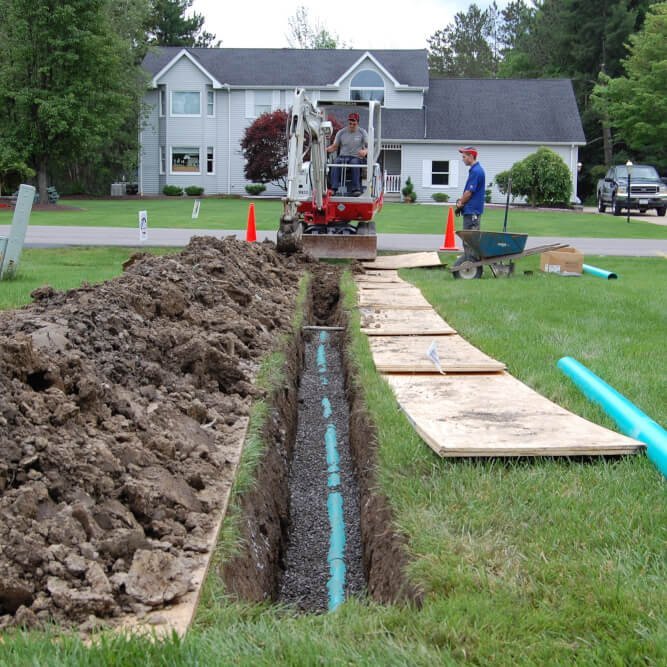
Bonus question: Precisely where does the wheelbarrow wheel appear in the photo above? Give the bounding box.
[452,256,483,280]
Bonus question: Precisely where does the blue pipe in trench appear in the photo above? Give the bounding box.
[557,356,667,478]
[318,331,347,610]
[583,264,618,280]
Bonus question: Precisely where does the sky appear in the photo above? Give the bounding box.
[191,0,511,50]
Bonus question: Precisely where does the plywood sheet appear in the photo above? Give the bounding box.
[362,252,443,270]
[369,335,506,373]
[357,270,405,283]
[386,374,643,457]
[360,307,456,335]
[358,289,433,309]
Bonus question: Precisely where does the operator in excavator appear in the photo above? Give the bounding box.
[326,112,368,196]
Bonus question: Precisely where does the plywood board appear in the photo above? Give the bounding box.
[355,279,410,289]
[360,307,456,335]
[358,290,433,310]
[362,252,443,270]
[386,374,643,457]
[357,270,405,283]
[369,335,506,373]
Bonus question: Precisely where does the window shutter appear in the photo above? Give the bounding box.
[422,160,432,187]
[450,159,459,187]
[245,91,254,118]
[272,91,281,110]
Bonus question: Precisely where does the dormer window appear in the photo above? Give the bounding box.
[350,69,384,105]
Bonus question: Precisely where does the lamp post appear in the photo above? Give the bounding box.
[626,160,633,223]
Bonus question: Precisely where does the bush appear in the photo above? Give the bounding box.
[497,148,572,206]
[401,176,417,202]
[185,185,204,196]
[431,192,449,202]
[163,185,183,196]
[245,183,267,196]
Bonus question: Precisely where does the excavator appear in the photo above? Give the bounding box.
[277,89,383,260]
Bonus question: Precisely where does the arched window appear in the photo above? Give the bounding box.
[350,69,384,105]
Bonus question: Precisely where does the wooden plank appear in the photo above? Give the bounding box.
[360,307,456,335]
[356,270,405,282]
[117,418,249,638]
[358,290,433,310]
[385,374,643,457]
[369,335,506,373]
[362,252,444,270]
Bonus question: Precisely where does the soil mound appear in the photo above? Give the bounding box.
[0,236,310,631]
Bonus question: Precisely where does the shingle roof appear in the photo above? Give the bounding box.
[424,78,585,143]
[142,47,430,88]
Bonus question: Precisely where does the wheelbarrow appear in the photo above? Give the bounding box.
[451,230,568,279]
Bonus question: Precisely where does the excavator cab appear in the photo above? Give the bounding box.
[278,91,383,260]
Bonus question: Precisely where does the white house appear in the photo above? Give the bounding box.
[140,48,586,202]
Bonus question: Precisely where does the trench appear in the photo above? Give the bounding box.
[221,265,421,612]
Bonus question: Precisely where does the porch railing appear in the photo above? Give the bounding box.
[384,173,401,193]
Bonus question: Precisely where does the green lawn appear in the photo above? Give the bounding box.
[2,197,666,239]
[1,250,665,664]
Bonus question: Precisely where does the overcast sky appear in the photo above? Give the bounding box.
[191,0,511,50]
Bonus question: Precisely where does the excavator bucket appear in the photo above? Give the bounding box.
[301,223,377,260]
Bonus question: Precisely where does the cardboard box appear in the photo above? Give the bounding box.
[540,247,583,276]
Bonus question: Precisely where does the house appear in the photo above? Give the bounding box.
[140,48,585,202]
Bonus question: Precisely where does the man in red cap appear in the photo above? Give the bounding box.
[326,112,368,196]
[456,146,486,231]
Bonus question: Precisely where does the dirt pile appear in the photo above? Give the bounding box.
[0,236,310,631]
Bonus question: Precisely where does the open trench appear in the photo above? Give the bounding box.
[221,265,421,612]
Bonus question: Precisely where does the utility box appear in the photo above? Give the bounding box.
[540,247,583,276]
[110,183,127,196]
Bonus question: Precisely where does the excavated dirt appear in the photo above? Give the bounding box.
[0,236,314,631]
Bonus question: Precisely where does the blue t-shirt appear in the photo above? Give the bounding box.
[463,161,486,215]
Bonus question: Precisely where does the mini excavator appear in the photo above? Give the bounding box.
[277,89,383,260]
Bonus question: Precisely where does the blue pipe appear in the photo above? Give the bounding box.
[557,356,667,477]
[318,332,347,611]
[583,264,618,280]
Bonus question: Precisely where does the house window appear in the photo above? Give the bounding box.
[171,147,200,174]
[431,161,450,185]
[254,90,272,116]
[158,87,166,117]
[159,146,166,174]
[207,147,214,174]
[171,91,200,116]
[207,90,215,116]
[350,69,384,105]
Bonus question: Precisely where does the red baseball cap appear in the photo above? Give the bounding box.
[458,146,478,158]
[348,112,360,122]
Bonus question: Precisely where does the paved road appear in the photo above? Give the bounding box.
[2,225,666,257]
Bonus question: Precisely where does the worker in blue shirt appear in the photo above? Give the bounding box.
[455,146,486,231]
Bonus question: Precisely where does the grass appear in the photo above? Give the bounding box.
[1,197,666,238]
[0,250,665,664]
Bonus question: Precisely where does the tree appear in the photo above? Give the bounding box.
[146,0,219,47]
[496,147,572,206]
[428,4,498,77]
[241,110,290,189]
[0,0,146,202]
[592,2,667,170]
[0,144,34,196]
[286,5,348,48]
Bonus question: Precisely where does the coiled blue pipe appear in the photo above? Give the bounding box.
[583,264,618,280]
[557,356,667,477]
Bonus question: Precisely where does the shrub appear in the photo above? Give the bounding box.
[497,148,572,206]
[431,192,449,202]
[401,176,417,202]
[245,183,267,196]
[185,185,204,196]
[163,185,183,196]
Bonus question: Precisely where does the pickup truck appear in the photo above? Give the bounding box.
[597,164,667,216]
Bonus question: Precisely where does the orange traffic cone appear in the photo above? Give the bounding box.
[439,206,461,251]
[245,203,257,242]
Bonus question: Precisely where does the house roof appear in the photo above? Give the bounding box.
[423,79,586,144]
[143,47,430,88]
